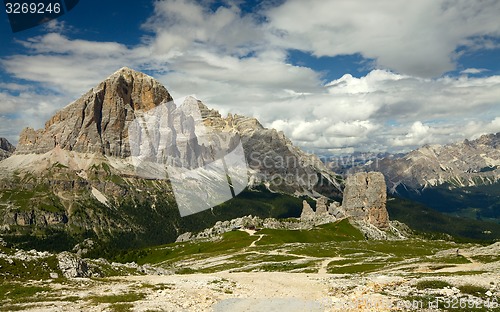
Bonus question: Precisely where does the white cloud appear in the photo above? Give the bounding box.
[392,121,432,147]
[460,68,488,75]
[0,90,71,144]
[143,0,266,56]
[1,33,153,96]
[1,0,500,155]
[266,0,500,77]
[266,70,500,153]
[43,20,68,33]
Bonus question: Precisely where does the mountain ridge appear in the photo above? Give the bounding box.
[0,67,343,252]
[366,132,500,192]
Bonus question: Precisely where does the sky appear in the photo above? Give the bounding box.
[1,0,500,156]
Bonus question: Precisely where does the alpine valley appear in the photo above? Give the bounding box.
[0,68,499,311]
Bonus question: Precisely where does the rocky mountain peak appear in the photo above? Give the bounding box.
[15,67,173,156]
[5,67,341,199]
[472,132,500,148]
[103,67,171,111]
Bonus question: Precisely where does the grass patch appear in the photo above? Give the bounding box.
[429,255,471,264]
[116,230,255,265]
[470,255,500,263]
[327,262,386,274]
[0,282,53,304]
[458,284,489,297]
[195,262,246,274]
[229,253,299,263]
[0,255,62,280]
[256,219,364,245]
[89,292,146,304]
[415,280,453,290]
[176,267,197,274]
[109,303,135,312]
[239,260,316,272]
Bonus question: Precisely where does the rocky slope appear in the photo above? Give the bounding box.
[367,133,500,192]
[0,137,14,160]
[0,67,341,251]
[178,172,400,243]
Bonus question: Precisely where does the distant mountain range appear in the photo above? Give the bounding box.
[352,133,500,237]
[368,133,499,193]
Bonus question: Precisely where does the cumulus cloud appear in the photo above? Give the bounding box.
[1,34,142,95]
[392,121,432,147]
[266,0,500,77]
[0,89,71,144]
[268,70,500,154]
[143,0,266,56]
[1,0,499,154]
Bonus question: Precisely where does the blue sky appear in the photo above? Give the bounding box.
[1,0,500,155]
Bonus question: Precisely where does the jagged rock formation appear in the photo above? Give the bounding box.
[342,172,390,230]
[369,133,500,192]
[57,252,92,278]
[300,200,315,219]
[0,67,342,250]
[7,67,340,196]
[328,201,346,219]
[315,197,329,215]
[299,197,339,226]
[0,137,15,153]
[16,68,172,157]
[0,138,14,160]
[195,101,342,197]
[176,214,333,242]
[2,210,68,227]
[295,173,391,233]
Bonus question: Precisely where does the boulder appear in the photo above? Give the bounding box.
[176,232,193,243]
[57,252,90,278]
[328,201,346,219]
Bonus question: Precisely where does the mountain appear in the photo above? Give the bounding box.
[326,151,404,176]
[360,133,500,231]
[0,138,15,160]
[369,133,500,192]
[0,67,341,253]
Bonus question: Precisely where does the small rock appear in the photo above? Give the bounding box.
[176,232,193,243]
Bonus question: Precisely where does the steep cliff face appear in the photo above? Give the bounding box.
[16,67,172,157]
[342,172,389,230]
[0,138,14,160]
